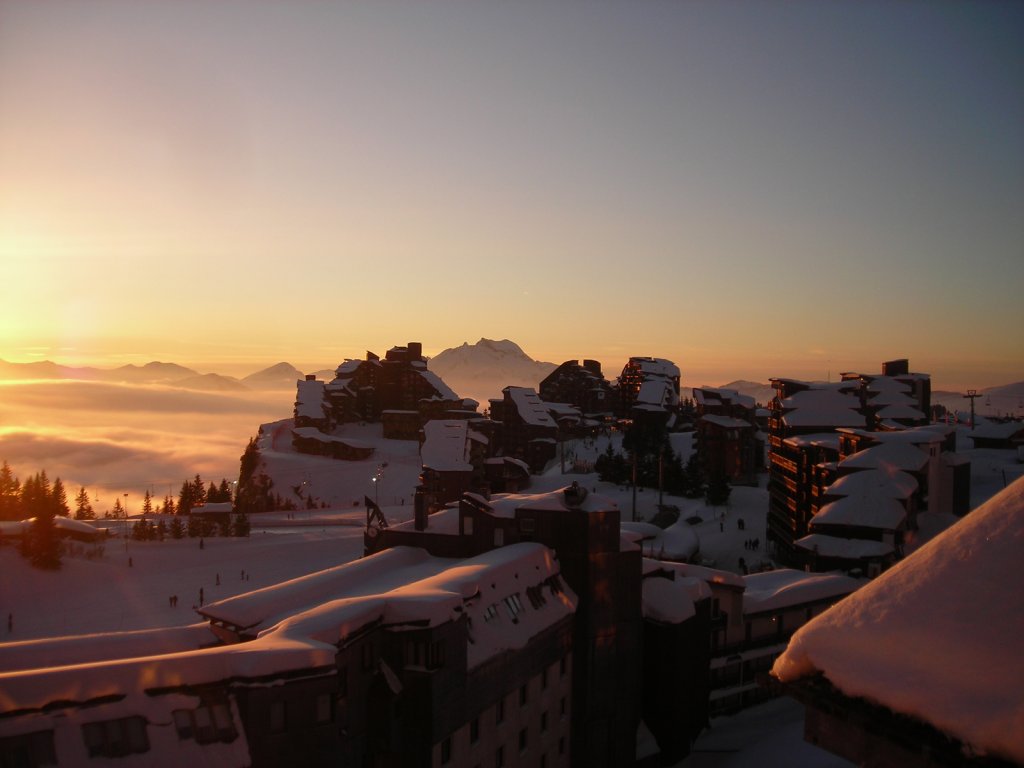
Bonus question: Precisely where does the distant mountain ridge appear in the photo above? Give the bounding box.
[0,359,303,393]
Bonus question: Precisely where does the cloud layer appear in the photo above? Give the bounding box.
[0,380,290,511]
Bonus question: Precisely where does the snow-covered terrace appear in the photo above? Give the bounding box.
[838,442,929,473]
[506,386,557,427]
[466,486,618,519]
[794,534,894,560]
[824,468,918,501]
[811,496,907,531]
[421,420,474,472]
[742,570,860,616]
[294,378,326,419]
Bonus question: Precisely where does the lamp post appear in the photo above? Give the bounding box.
[123,492,129,552]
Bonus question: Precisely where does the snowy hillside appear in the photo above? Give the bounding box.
[428,338,557,405]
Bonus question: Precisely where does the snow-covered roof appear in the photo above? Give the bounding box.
[875,404,926,420]
[968,421,1024,441]
[621,520,700,562]
[292,426,372,450]
[641,576,697,624]
[631,357,680,379]
[694,386,756,410]
[824,468,918,501]
[418,369,459,401]
[637,379,678,407]
[838,442,929,473]
[642,558,744,589]
[505,386,557,428]
[783,433,842,451]
[812,496,907,531]
[295,378,326,419]
[775,478,1024,765]
[700,414,753,430]
[742,569,860,615]
[192,502,233,515]
[467,485,618,519]
[793,534,894,559]
[334,359,362,377]
[837,426,946,445]
[421,420,473,472]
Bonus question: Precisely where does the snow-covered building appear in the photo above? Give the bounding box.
[488,386,559,473]
[367,483,713,767]
[617,357,681,422]
[539,359,617,417]
[0,543,578,768]
[693,386,763,485]
[767,360,969,569]
[773,477,1024,768]
[417,419,490,505]
[295,342,467,433]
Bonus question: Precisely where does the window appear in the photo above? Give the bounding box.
[496,697,505,724]
[174,704,238,744]
[441,736,452,764]
[494,529,504,547]
[82,716,149,758]
[558,736,565,755]
[483,604,500,623]
[0,729,56,767]
[541,667,548,690]
[464,516,473,535]
[470,717,480,744]
[540,711,548,734]
[560,655,567,677]
[518,728,527,753]
[315,693,333,724]
[270,700,287,733]
[519,684,527,706]
[560,697,566,719]
[503,594,523,621]
[495,745,505,767]
[519,517,536,533]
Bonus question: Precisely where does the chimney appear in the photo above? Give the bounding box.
[882,359,909,376]
[305,374,316,381]
[413,487,429,531]
[409,341,423,360]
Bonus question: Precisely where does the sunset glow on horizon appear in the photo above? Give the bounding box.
[1,0,1022,393]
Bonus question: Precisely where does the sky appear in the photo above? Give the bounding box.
[1,0,1022,390]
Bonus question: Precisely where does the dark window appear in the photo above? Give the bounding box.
[173,705,237,744]
[541,667,548,690]
[270,700,287,733]
[0,729,56,767]
[560,655,567,677]
[441,737,452,764]
[541,711,548,734]
[560,697,566,718]
[496,745,505,768]
[339,665,348,697]
[81,716,149,758]
[315,693,333,724]
[519,684,527,706]
[559,736,565,755]
[496,697,505,724]
[518,728,527,753]
[470,717,480,744]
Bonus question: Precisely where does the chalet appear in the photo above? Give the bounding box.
[968,419,1024,450]
[291,427,375,461]
[417,419,489,506]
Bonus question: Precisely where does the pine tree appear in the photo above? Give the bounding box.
[74,487,96,520]
[51,477,70,517]
[142,489,153,515]
[21,488,61,570]
[177,480,195,516]
[169,516,185,539]
[232,511,250,537]
[112,497,125,518]
[218,478,232,503]
[705,474,732,507]
[0,461,21,520]
[192,474,206,506]
[162,494,176,516]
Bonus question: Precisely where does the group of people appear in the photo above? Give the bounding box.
[743,537,760,550]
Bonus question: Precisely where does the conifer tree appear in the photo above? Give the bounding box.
[0,460,20,520]
[192,474,206,506]
[177,480,195,515]
[142,489,153,515]
[51,477,70,517]
[74,487,96,520]
[169,516,185,539]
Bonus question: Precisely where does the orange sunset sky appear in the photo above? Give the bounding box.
[1,1,1022,391]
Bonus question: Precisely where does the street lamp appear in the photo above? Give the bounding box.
[123,492,129,551]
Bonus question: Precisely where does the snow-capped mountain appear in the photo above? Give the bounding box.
[429,339,557,405]
[241,362,305,390]
[715,380,776,407]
